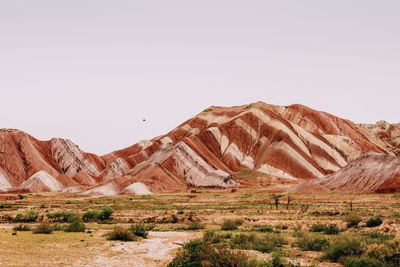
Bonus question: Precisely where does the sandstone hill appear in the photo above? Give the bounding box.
[1,102,399,195]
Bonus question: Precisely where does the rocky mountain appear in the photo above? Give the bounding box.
[292,153,400,193]
[1,102,399,195]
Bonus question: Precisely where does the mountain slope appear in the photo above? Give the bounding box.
[1,102,399,194]
[292,153,400,193]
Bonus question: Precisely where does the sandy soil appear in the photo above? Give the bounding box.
[73,231,201,267]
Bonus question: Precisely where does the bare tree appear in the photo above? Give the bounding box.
[272,194,283,210]
[286,195,293,210]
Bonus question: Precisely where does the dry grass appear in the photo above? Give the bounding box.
[0,190,399,266]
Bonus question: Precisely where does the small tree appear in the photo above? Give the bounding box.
[286,195,293,210]
[272,194,283,210]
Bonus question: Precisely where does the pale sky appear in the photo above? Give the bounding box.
[0,0,399,154]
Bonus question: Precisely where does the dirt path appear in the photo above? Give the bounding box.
[74,231,201,267]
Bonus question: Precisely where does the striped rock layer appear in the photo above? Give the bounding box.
[0,102,399,195]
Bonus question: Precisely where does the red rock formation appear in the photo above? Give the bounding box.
[1,102,399,194]
[292,153,400,193]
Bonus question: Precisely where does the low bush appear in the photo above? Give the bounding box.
[342,257,383,267]
[0,203,12,209]
[82,210,100,222]
[310,223,326,233]
[64,221,86,232]
[365,240,400,266]
[47,211,78,222]
[253,225,274,233]
[52,223,65,231]
[203,230,232,244]
[107,226,136,241]
[98,207,113,221]
[13,224,31,231]
[168,239,267,267]
[345,214,362,228]
[310,223,339,235]
[294,232,329,251]
[230,233,287,253]
[323,236,365,262]
[33,223,53,234]
[15,210,38,223]
[361,231,393,244]
[130,224,149,238]
[325,224,340,235]
[221,219,243,231]
[83,207,113,222]
[186,221,205,230]
[366,217,383,228]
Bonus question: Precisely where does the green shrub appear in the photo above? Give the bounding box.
[366,240,400,266]
[230,233,287,253]
[47,211,78,222]
[253,225,274,233]
[203,230,232,244]
[345,214,362,228]
[52,223,65,231]
[82,210,100,222]
[168,239,265,267]
[310,223,339,234]
[221,219,243,231]
[98,207,113,221]
[186,221,205,230]
[361,231,393,244]
[33,223,53,234]
[0,203,12,209]
[275,224,288,230]
[325,224,340,235]
[107,227,136,241]
[13,224,31,231]
[295,232,329,251]
[342,257,383,267]
[366,217,383,228]
[83,207,113,222]
[323,236,365,262]
[130,224,149,238]
[271,252,287,267]
[64,221,86,232]
[15,210,38,223]
[310,223,326,233]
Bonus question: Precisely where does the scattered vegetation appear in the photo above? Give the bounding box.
[230,232,287,253]
[253,225,274,233]
[221,219,243,231]
[366,216,383,228]
[33,223,54,234]
[13,224,31,232]
[107,226,136,241]
[186,221,205,231]
[310,223,339,235]
[47,211,79,222]
[15,210,38,223]
[130,224,149,238]
[294,232,330,251]
[168,239,268,267]
[345,214,362,228]
[64,221,86,232]
[83,207,113,222]
[342,257,383,267]
[323,236,365,262]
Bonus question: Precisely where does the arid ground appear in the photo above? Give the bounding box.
[1,190,399,266]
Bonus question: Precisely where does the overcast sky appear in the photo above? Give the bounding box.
[0,1,399,154]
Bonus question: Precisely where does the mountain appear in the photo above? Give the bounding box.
[1,102,399,195]
[292,153,400,193]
